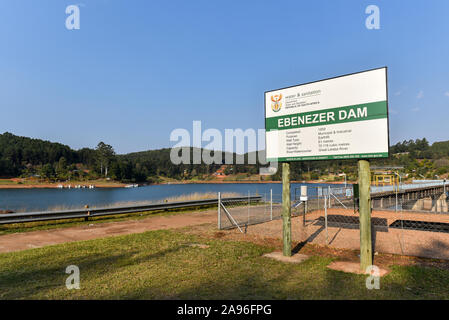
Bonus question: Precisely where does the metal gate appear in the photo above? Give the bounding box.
[218,191,302,232]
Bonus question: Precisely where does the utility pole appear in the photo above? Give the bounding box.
[217,192,221,230]
[282,162,292,257]
[358,160,372,271]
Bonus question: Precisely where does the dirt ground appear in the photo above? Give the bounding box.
[181,224,449,272]
[305,209,449,260]
[180,223,449,271]
[0,210,217,253]
[217,208,449,260]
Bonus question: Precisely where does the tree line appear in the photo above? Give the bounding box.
[0,132,448,183]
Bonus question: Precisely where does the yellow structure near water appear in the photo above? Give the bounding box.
[372,174,399,186]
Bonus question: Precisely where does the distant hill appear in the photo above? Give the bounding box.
[0,132,78,176]
[0,132,76,163]
[0,132,246,181]
[1,131,448,182]
[430,141,449,157]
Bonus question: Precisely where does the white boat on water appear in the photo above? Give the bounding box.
[125,184,139,188]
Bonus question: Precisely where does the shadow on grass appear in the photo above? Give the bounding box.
[0,242,189,299]
[2,230,449,300]
[292,225,325,254]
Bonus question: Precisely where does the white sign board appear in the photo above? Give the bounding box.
[265,67,389,162]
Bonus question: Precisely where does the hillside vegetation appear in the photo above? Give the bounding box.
[1,132,448,183]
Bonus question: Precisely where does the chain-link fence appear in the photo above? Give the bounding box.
[217,184,449,260]
[218,191,303,231]
[372,191,449,213]
[302,186,363,243]
[300,185,449,259]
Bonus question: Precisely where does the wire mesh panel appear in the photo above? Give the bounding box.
[218,191,301,231]
[369,193,449,259]
[219,194,259,230]
[217,186,449,260]
[301,186,360,229]
[301,185,449,260]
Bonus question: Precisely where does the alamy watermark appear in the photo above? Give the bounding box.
[169,121,278,175]
[66,5,80,30]
[365,5,380,30]
[65,265,80,289]
[365,265,380,289]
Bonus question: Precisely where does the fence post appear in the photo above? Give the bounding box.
[270,189,273,221]
[303,199,306,226]
[218,192,221,230]
[328,186,331,208]
[395,185,398,212]
[84,204,89,221]
[248,190,250,225]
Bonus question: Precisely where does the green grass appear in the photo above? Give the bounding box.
[1,229,449,299]
[0,179,16,185]
[0,205,215,236]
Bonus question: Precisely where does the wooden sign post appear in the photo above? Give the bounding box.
[265,68,388,263]
[282,162,292,257]
[358,159,372,270]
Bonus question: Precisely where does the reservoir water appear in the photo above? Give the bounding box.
[0,182,346,212]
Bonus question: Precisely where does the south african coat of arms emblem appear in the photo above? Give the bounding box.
[271,94,282,112]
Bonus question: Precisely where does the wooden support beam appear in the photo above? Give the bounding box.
[282,162,292,257]
[358,160,373,271]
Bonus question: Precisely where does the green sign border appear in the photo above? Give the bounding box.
[267,152,389,162]
[265,101,387,131]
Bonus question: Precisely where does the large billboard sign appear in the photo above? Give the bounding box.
[265,67,389,162]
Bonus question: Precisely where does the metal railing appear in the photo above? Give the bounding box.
[371,180,447,194]
[0,196,262,225]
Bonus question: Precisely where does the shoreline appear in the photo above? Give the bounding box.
[0,180,351,189]
[150,180,351,185]
[0,183,127,189]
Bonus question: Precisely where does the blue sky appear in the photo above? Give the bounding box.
[0,0,448,154]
